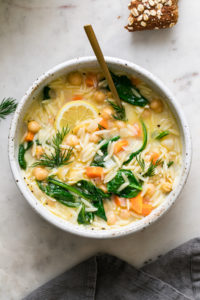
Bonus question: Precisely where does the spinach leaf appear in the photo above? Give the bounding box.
[93,199,107,221]
[167,161,174,168]
[47,178,109,223]
[155,130,170,140]
[111,73,149,107]
[123,120,148,165]
[107,169,142,198]
[91,136,120,167]
[77,204,94,225]
[73,180,110,202]
[37,180,79,208]
[43,86,51,100]
[18,141,33,170]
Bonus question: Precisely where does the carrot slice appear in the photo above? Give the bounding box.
[86,166,103,178]
[132,122,142,137]
[98,118,108,130]
[72,95,83,101]
[114,140,129,154]
[114,196,126,207]
[24,131,35,142]
[130,193,143,214]
[151,152,160,165]
[142,203,153,216]
[85,73,97,87]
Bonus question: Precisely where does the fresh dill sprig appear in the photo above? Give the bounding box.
[32,126,73,168]
[0,98,17,119]
[143,159,162,177]
[136,154,145,171]
[107,99,126,121]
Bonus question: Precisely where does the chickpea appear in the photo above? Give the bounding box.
[119,210,131,220]
[142,108,151,119]
[89,133,100,143]
[101,107,113,120]
[93,91,106,103]
[28,121,41,133]
[65,134,79,146]
[150,99,163,113]
[162,182,173,193]
[145,183,155,197]
[161,137,174,150]
[115,120,126,129]
[35,146,44,159]
[67,72,83,86]
[33,167,48,181]
[107,212,117,225]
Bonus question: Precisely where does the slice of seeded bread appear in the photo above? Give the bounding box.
[125,0,179,32]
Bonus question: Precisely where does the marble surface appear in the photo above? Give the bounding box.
[0,0,200,299]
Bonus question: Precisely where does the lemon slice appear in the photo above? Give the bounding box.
[55,100,98,131]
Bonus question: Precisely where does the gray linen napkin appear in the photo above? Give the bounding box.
[24,238,200,300]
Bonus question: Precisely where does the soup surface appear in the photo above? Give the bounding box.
[19,69,182,229]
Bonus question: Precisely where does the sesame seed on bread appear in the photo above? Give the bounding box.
[125,0,179,32]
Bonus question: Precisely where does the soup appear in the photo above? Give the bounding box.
[18,69,182,229]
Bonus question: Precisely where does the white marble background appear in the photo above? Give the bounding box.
[0,0,199,299]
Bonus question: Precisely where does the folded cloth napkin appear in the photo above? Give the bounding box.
[24,238,200,300]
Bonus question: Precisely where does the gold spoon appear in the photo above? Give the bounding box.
[84,24,122,108]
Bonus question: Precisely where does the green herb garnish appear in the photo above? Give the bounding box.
[136,154,145,171]
[18,141,33,170]
[37,180,79,208]
[155,130,170,140]
[92,136,120,167]
[107,99,126,121]
[47,178,109,223]
[33,126,73,168]
[123,120,147,165]
[78,204,94,225]
[43,86,51,100]
[143,159,162,177]
[0,98,17,120]
[167,161,174,168]
[111,73,149,107]
[107,169,142,198]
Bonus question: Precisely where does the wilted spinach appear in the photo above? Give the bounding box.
[104,73,149,107]
[37,180,79,208]
[107,169,142,198]
[46,178,109,224]
[77,204,94,225]
[91,136,120,167]
[123,121,148,165]
[18,141,33,170]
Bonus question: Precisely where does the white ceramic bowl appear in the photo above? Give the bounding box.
[8,57,192,238]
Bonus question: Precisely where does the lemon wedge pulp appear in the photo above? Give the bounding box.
[55,100,98,131]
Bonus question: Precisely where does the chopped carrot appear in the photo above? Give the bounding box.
[151,152,160,165]
[98,118,108,130]
[72,95,83,101]
[86,166,103,178]
[130,193,143,214]
[114,140,129,155]
[24,131,35,142]
[114,196,126,208]
[131,76,141,86]
[85,73,97,87]
[132,122,142,137]
[142,203,153,216]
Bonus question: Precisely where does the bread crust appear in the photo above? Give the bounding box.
[126,0,179,32]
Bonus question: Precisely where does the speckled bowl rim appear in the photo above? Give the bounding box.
[8,56,192,239]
